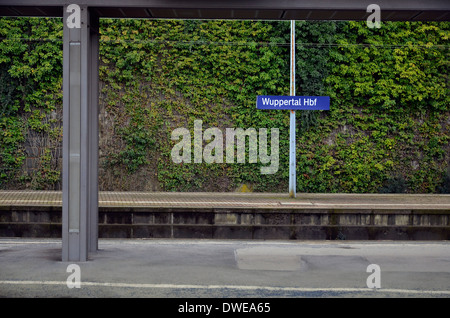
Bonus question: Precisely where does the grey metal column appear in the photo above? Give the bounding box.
[62,4,99,261]
[88,12,99,254]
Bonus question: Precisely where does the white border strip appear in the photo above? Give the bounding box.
[1,280,449,295]
[1,199,449,208]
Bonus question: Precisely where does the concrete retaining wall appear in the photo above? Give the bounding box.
[0,206,449,240]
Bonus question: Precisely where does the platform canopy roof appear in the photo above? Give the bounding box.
[0,0,449,21]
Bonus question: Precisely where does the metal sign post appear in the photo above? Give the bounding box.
[289,20,296,198]
[257,22,330,198]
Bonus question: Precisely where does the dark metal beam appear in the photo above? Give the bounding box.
[0,1,449,21]
[0,0,448,10]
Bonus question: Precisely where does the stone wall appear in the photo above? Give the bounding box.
[1,206,449,240]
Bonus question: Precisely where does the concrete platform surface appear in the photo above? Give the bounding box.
[1,190,449,240]
[1,190,449,209]
[1,238,449,298]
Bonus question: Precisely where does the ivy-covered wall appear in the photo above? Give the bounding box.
[0,18,448,193]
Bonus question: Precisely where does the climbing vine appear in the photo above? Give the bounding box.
[0,17,62,189]
[0,17,448,193]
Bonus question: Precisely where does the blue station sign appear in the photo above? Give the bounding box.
[257,96,330,110]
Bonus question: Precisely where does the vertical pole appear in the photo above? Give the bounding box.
[289,20,296,198]
[88,12,99,254]
[62,5,99,261]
